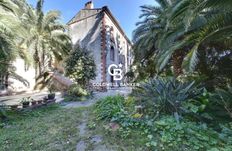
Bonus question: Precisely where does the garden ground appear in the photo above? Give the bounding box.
[0,87,138,151]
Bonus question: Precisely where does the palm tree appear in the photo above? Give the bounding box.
[23,0,72,85]
[157,0,232,72]
[0,0,71,89]
[0,0,30,88]
[133,0,173,77]
[134,0,232,79]
[0,0,25,63]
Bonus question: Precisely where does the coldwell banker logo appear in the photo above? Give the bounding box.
[108,63,123,81]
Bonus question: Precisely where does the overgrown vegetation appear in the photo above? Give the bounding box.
[65,45,96,87]
[132,77,203,119]
[64,84,90,102]
[95,95,126,120]
[210,86,232,119]
[102,1,232,149]
[64,45,96,101]
[1,0,232,150]
[132,0,232,90]
[95,94,232,150]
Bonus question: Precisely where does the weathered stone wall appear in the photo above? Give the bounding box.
[104,12,133,83]
[68,9,103,84]
[68,7,133,86]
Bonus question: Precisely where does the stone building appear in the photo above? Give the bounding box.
[68,1,133,87]
[0,1,133,95]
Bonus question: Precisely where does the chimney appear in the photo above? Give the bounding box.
[85,1,94,9]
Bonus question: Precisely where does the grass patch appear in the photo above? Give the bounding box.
[86,106,148,151]
[0,105,84,151]
[0,104,149,151]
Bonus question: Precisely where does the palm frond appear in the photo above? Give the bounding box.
[182,44,199,72]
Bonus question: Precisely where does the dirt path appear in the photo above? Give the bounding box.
[68,87,131,151]
[76,111,88,151]
[76,109,113,151]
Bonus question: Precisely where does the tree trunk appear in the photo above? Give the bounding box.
[5,72,9,89]
[34,40,42,80]
[198,48,215,90]
[172,50,185,77]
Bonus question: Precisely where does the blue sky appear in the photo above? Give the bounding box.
[27,0,156,40]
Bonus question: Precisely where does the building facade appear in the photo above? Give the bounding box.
[0,1,133,95]
[68,1,133,88]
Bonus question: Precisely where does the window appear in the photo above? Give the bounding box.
[110,27,115,43]
[119,54,125,65]
[116,34,121,48]
[110,46,115,61]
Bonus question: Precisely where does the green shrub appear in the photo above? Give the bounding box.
[146,116,232,151]
[207,86,232,120]
[64,84,90,101]
[67,84,89,97]
[0,104,7,120]
[95,95,141,130]
[95,96,232,151]
[65,45,96,86]
[132,77,202,119]
[95,95,126,120]
[219,123,232,146]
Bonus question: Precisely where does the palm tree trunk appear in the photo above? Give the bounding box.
[41,43,45,73]
[34,41,41,80]
[198,48,214,90]
[172,50,185,77]
[5,72,9,89]
[38,60,42,75]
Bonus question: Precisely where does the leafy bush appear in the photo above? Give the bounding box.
[146,116,232,150]
[209,86,232,119]
[181,89,213,120]
[95,96,232,151]
[219,123,232,145]
[95,95,126,120]
[67,84,89,97]
[64,84,90,101]
[95,95,142,131]
[0,104,7,120]
[65,45,96,86]
[132,77,202,119]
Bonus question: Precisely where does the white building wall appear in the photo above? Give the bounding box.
[9,58,35,92]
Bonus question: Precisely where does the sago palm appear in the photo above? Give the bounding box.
[134,0,232,78]
[157,0,232,72]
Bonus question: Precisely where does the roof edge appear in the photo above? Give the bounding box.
[102,6,132,45]
[67,6,132,45]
